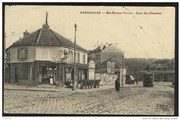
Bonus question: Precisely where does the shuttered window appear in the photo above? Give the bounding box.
[83,54,86,64]
[18,48,28,61]
[76,52,80,63]
[6,51,10,62]
[69,51,73,62]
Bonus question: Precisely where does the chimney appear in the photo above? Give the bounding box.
[100,43,103,50]
[42,12,50,29]
[23,30,30,38]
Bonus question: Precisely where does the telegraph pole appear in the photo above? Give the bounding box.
[72,24,77,91]
[121,55,124,86]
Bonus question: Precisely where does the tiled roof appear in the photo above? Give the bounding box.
[12,29,41,46]
[9,28,88,52]
[97,60,109,68]
[51,30,87,52]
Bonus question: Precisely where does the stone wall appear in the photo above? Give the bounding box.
[88,60,95,80]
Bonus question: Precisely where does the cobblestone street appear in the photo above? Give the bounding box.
[4,82,174,115]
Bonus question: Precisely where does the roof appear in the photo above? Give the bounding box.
[89,44,124,54]
[89,44,107,54]
[96,59,124,69]
[96,59,112,68]
[152,71,175,74]
[8,28,88,52]
[96,58,124,69]
[155,65,168,69]
[149,64,168,69]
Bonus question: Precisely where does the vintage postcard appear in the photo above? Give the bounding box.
[3,3,178,117]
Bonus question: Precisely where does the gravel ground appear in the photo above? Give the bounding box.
[3,82,174,115]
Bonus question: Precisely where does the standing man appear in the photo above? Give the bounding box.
[115,75,120,91]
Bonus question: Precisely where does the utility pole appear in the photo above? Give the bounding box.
[72,24,77,91]
[121,55,124,86]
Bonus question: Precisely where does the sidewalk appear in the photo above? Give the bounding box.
[4,83,117,93]
[4,81,161,93]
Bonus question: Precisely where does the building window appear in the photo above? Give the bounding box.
[96,54,98,60]
[6,51,10,62]
[18,48,28,61]
[69,51,73,62]
[76,52,80,63]
[83,54,86,64]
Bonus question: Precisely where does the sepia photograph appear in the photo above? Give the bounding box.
[3,3,178,116]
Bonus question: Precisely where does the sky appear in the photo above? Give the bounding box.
[4,5,175,59]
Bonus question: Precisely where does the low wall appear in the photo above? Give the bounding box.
[95,73,117,86]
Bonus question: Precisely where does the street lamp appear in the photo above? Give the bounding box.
[72,24,77,91]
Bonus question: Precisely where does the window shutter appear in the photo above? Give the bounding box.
[17,49,20,60]
[25,48,28,60]
[78,53,80,63]
[83,54,86,64]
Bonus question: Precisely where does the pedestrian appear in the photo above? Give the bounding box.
[50,74,53,85]
[115,78,120,91]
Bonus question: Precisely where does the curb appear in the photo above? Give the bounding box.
[4,88,65,92]
[4,87,114,93]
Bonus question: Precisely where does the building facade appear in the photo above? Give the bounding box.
[88,44,126,86]
[88,44,124,66]
[135,63,175,82]
[5,16,88,86]
[148,63,175,82]
[96,59,116,74]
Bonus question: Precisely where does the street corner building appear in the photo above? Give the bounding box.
[5,14,91,86]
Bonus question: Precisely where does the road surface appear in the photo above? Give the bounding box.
[4,82,174,115]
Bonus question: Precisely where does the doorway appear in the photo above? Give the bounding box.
[15,67,18,82]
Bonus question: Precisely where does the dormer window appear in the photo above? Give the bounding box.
[18,48,28,61]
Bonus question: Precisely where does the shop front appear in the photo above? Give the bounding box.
[34,61,88,87]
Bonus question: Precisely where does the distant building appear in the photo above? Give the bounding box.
[88,44,124,66]
[5,13,88,86]
[95,59,116,74]
[135,62,175,82]
[149,63,174,82]
[88,44,126,85]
